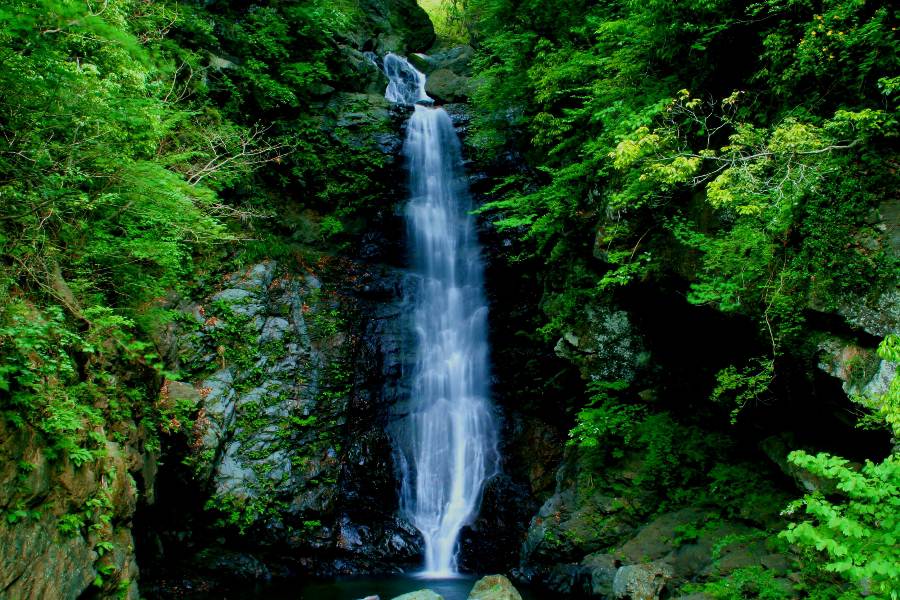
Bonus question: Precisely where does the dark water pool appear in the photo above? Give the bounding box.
[198,574,549,600]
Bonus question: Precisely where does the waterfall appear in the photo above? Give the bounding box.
[382,53,431,105]
[380,54,499,577]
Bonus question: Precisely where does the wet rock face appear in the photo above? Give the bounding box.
[458,475,537,573]
[522,486,636,566]
[0,420,152,600]
[146,257,421,577]
[554,305,650,384]
[178,261,351,509]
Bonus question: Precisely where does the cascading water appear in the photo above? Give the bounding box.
[380,53,499,577]
[382,53,431,105]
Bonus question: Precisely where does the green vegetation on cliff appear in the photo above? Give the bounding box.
[0,0,366,460]
[0,0,429,595]
[463,0,898,596]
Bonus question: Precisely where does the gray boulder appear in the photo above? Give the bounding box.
[581,553,619,597]
[468,574,523,600]
[391,591,443,600]
[613,561,674,600]
[554,305,649,383]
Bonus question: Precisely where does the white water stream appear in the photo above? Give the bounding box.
[380,53,499,577]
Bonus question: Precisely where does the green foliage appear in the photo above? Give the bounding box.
[710,358,775,424]
[3,502,40,525]
[204,486,288,535]
[0,0,379,481]
[570,380,723,497]
[467,0,898,376]
[634,412,720,492]
[0,301,103,459]
[419,0,470,44]
[781,452,900,599]
[569,380,641,455]
[57,513,86,537]
[468,10,897,596]
[685,565,791,599]
[777,334,899,597]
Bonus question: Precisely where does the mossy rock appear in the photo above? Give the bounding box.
[391,590,443,600]
[468,574,523,600]
[425,68,471,103]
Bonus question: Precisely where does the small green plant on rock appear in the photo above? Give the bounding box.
[684,565,791,599]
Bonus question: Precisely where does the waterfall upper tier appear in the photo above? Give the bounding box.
[383,53,434,106]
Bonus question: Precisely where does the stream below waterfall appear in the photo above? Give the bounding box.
[178,575,547,599]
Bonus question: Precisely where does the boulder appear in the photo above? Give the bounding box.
[617,508,706,564]
[468,574,523,600]
[700,537,771,577]
[818,337,897,421]
[613,561,674,600]
[355,0,435,53]
[582,553,619,597]
[554,305,649,383]
[666,522,753,579]
[386,0,435,51]
[391,591,443,600]
[410,46,475,76]
[425,68,471,103]
[522,488,633,564]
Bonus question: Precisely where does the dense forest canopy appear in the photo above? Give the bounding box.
[0,0,384,454]
[0,0,897,598]
[460,0,899,595]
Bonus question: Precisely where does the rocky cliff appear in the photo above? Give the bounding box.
[0,414,155,599]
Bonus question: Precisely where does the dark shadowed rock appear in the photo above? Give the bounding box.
[582,553,619,597]
[355,0,435,53]
[458,475,536,572]
[522,487,634,564]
